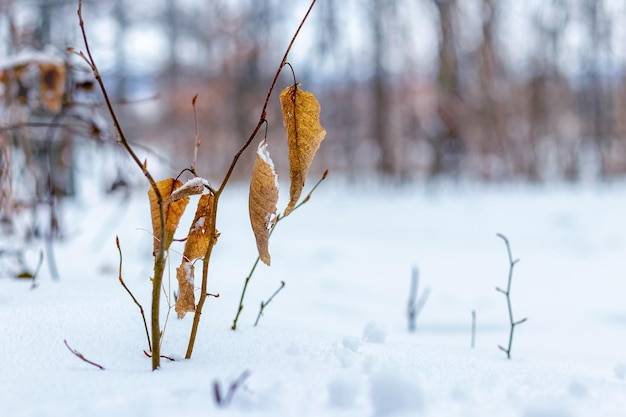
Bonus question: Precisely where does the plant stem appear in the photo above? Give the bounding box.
[231,258,260,330]
[254,281,285,326]
[471,310,476,349]
[185,0,320,355]
[64,339,105,370]
[407,267,418,332]
[216,0,318,196]
[495,233,527,359]
[185,216,218,359]
[75,0,166,370]
[117,237,152,352]
[231,170,327,330]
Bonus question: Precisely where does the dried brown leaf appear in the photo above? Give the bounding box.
[280,84,326,216]
[175,262,196,318]
[39,62,66,113]
[148,178,190,255]
[249,140,279,265]
[165,177,209,204]
[183,193,215,261]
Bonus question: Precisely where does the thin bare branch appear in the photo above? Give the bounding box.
[64,339,105,370]
[117,236,152,352]
[254,281,285,326]
[76,0,167,370]
[217,0,319,196]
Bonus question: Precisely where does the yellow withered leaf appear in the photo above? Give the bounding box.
[39,62,66,113]
[175,262,196,318]
[148,178,190,255]
[249,140,279,265]
[183,193,215,262]
[280,84,326,216]
[175,193,216,319]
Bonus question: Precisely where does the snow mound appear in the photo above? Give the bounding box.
[363,321,386,344]
[328,373,361,409]
[369,369,423,416]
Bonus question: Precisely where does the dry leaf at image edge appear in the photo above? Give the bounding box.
[280,84,326,216]
[249,140,279,265]
[148,178,190,255]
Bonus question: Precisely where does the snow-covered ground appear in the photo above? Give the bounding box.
[2,179,626,416]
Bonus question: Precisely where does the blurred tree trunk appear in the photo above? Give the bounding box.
[113,0,129,100]
[430,0,464,178]
[581,0,614,178]
[370,0,396,176]
[164,0,180,86]
[475,0,508,179]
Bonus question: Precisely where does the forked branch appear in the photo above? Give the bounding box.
[495,233,527,359]
[231,170,328,330]
[186,0,320,356]
[254,280,285,326]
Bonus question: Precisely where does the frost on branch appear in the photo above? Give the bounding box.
[249,140,279,265]
[280,84,326,216]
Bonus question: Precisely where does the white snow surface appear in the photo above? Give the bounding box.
[2,180,626,416]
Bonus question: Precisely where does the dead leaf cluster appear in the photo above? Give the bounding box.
[248,84,326,264]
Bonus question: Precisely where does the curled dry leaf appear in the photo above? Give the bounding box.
[175,262,196,318]
[183,193,215,261]
[249,140,279,265]
[176,193,216,318]
[280,84,326,216]
[148,178,190,255]
[165,177,209,204]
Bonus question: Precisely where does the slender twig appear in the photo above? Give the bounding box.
[191,94,200,175]
[142,350,176,362]
[75,0,166,370]
[186,0,320,356]
[29,250,44,290]
[407,267,418,332]
[254,281,285,326]
[63,339,105,370]
[407,266,431,332]
[213,370,251,408]
[495,233,527,359]
[216,0,318,196]
[471,310,476,349]
[43,111,66,281]
[231,170,327,330]
[116,236,152,352]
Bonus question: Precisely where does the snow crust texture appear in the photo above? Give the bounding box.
[2,182,626,416]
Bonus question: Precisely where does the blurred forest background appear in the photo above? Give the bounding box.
[1,0,626,203]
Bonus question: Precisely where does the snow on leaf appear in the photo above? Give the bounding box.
[280,84,326,216]
[249,140,279,265]
[165,177,210,204]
